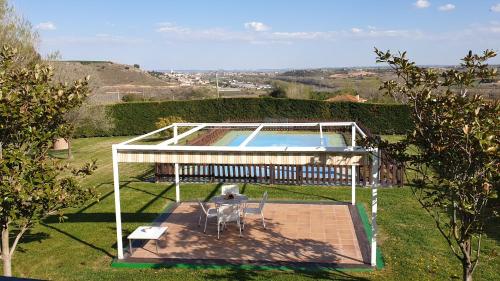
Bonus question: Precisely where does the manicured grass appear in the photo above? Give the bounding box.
[8,137,499,280]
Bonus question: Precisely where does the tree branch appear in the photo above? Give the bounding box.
[9,223,29,257]
[471,234,482,274]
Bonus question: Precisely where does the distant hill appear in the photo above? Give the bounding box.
[50,61,180,103]
[52,61,172,86]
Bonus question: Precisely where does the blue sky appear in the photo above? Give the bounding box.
[12,0,500,70]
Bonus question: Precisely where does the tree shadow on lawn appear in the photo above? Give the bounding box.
[484,215,500,243]
[12,230,51,254]
[133,166,157,182]
[78,178,172,213]
[203,267,370,281]
[38,180,175,258]
[40,222,114,258]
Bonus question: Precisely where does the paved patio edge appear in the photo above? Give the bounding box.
[111,200,384,272]
[356,203,385,269]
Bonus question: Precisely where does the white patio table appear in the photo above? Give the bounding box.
[211,194,248,206]
[127,226,168,254]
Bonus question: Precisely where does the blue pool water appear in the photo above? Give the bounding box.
[203,131,350,180]
[214,131,346,147]
[228,134,322,147]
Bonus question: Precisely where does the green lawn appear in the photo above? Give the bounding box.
[8,137,499,280]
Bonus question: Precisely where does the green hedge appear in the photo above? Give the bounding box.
[75,98,412,137]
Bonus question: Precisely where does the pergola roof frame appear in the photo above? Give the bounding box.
[111,121,379,267]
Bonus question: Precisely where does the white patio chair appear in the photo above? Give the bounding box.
[221,184,239,195]
[242,191,268,229]
[217,204,242,239]
[197,200,217,233]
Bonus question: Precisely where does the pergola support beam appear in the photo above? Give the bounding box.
[319,124,324,146]
[370,148,380,267]
[351,123,356,205]
[112,145,124,259]
[174,125,180,203]
[239,124,264,147]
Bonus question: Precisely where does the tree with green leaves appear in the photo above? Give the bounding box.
[155,116,188,139]
[371,48,499,281]
[0,46,97,277]
[269,86,287,98]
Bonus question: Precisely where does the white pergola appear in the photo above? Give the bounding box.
[111,122,379,266]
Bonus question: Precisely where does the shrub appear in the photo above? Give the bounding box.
[155,116,188,138]
[121,93,148,102]
[269,87,287,98]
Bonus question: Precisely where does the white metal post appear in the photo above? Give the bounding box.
[351,123,356,205]
[174,125,180,203]
[112,145,124,259]
[319,124,324,146]
[370,148,379,267]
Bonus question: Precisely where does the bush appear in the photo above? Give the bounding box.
[74,98,412,137]
[121,93,148,102]
[269,87,287,98]
[71,105,115,137]
[310,91,337,100]
[155,116,188,138]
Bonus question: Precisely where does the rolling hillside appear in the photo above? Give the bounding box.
[51,61,180,103]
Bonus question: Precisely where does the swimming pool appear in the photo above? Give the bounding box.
[212,130,346,147]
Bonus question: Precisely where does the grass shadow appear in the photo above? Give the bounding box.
[203,182,224,202]
[203,267,370,280]
[41,222,114,258]
[136,183,175,213]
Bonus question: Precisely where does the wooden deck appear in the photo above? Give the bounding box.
[123,202,371,268]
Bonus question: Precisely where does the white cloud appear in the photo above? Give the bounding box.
[474,22,500,34]
[35,21,56,30]
[351,28,421,38]
[156,22,191,34]
[491,4,500,12]
[438,4,455,11]
[154,22,422,44]
[244,21,270,32]
[414,0,430,9]
[270,31,337,40]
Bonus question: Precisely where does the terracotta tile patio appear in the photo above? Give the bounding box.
[124,202,371,268]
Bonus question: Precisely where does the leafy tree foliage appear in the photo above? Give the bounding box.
[370,48,499,281]
[269,86,287,98]
[155,116,188,138]
[0,46,96,276]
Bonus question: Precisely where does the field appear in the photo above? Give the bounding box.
[8,136,499,280]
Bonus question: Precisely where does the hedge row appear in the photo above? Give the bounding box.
[75,98,412,137]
